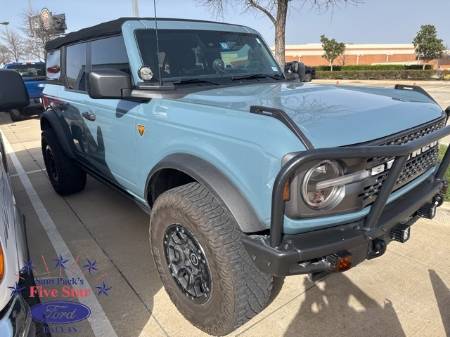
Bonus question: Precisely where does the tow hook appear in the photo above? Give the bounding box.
[418,195,443,220]
[367,239,386,260]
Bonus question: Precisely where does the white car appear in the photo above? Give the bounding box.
[0,70,35,337]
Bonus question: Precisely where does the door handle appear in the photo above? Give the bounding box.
[81,111,96,121]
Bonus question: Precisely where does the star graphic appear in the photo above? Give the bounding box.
[20,259,34,275]
[8,282,25,297]
[96,282,112,296]
[54,255,69,269]
[83,259,98,274]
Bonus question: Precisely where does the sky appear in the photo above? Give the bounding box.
[0,0,449,47]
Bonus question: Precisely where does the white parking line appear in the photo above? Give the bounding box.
[2,130,119,337]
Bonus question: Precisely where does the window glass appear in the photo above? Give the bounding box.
[91,36,130,73]
[6,63,46,79]
[135,29,281,82]
[46,49,61,80]
[66,43,87,91]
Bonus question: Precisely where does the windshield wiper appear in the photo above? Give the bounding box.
[231,73,284,81]
[171,78,221,86]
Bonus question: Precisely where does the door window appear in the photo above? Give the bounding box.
[66,43,87,91]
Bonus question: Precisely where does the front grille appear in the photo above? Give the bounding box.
[359,118,445,206]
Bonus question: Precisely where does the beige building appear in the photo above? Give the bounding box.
[282,43,450,69]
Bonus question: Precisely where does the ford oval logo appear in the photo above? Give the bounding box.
[31,301,91,324]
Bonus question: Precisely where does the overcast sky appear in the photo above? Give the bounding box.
[0,0,449,47]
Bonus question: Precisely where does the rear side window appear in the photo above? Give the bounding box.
[66,43,87,91]
[91,36,130,74]
[46,49,61,80]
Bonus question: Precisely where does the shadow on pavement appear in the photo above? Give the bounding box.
[284,273,406,337]
[429,269,450,337]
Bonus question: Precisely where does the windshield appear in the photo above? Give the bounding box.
[6,63,46,79]
[135,29,283,84]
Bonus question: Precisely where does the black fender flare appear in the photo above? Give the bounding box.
[146,154,265,233]
[40,109,75,159]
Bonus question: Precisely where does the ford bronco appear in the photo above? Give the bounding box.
[39,18,450,335]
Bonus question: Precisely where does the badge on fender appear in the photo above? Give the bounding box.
[137,124,145,136]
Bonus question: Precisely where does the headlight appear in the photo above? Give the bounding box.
[301,160,345,209]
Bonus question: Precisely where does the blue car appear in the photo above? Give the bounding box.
[39,18,450,335]
[3,62,45,121]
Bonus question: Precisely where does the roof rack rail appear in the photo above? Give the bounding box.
[394,84,437,104]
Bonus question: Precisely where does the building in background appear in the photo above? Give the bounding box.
[282,43,450,69]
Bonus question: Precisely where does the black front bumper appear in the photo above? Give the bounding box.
[243,124,450,277]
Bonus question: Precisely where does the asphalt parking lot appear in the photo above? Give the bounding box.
[1,80,450,337]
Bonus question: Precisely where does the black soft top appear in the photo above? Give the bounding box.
[45,17,243,51]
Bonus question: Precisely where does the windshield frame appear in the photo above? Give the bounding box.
[133,28,285,87]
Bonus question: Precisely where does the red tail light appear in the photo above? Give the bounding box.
[47,66,60,74]
[42,95,50,109]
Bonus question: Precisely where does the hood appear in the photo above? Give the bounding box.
[179,82,444,148]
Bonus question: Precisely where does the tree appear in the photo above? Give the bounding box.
[202,0,360,67]
[0,27,25,62]
[0,44,10,65]
[320,34,345,71]
[413,25,446,70]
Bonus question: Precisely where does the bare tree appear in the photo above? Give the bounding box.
[0,44,11,64]
[0,28,26,62]
[202,0,361,67]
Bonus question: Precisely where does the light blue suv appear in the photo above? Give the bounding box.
[41,18,450,335]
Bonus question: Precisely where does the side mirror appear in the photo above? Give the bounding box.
[284,61,306,82]
[445,106,450,120]
[0,70,29,110]
[88,70,132,99]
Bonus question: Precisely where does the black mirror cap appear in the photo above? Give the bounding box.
[0,70,29,110]
[88,69,132,99]
[445,106,450,121]
[284,61,306,82]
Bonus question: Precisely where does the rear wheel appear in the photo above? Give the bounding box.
[42,129,86,195]
[150,182,275,336]
[9,109,25,122]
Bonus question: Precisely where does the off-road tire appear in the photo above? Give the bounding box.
[150,182,274,336]
[41,129,86,195]
[10,109,25,122]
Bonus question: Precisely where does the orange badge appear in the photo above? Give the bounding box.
[137,124,145,136]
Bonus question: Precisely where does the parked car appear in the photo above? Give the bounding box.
[285,61,315,82]
[37,18,449,335]
[0,70,35,337]
[2,62,46,121]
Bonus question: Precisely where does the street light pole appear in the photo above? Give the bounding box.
[132,0,140,17]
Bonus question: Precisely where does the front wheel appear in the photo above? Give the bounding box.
[150,182,274,336]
